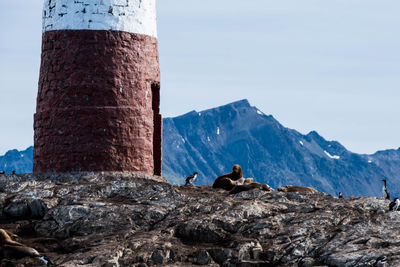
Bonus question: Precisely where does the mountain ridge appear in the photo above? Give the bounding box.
[162,99,400,197]
[1,99,400,197]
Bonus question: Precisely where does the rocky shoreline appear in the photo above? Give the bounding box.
[0,173,398,266]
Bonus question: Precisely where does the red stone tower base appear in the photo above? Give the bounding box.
[34,30,161,175]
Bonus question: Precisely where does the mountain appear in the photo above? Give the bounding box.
[1,99,400,197]
[162,99,400,197]
[0,146,33,174]
[365,148,400,181]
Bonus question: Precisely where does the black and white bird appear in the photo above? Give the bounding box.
[389,198,400,211]
[375,255,387,267]
[185,172,198,186]
[338,192,343,199]
[12,170,16,175]
[0,171,5,174]
[382,179,390,200]
[39,255,55,266]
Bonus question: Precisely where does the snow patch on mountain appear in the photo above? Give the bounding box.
[324,151,340,160]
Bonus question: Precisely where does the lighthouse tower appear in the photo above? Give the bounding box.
[34,0,162,175]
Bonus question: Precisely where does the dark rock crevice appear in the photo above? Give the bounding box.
[0,173,399,266]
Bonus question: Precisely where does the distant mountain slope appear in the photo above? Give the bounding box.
[366,148,400,188]
[2,99,399,197]
[162,99,400,197]
[0,146,33,174]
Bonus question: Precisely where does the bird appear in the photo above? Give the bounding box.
[0,171,5,174]
[389,198,400,211]
[185,172,198,186]
[382,179,390,200]
[338,192,343,199]
[375,255,387,267]
[12,170,16,175]
[39,255,55,266]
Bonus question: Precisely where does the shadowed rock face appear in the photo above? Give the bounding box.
[0,173,399,266]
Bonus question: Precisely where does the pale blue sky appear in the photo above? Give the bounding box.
[0,1,399,155]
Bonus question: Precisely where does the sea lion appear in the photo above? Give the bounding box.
[0,229,18,239]
[1,244,40,259]
[0,229,54,265]
[236,177,245,186]
[0,229,39,259]
[213,164,244,190]
[244,178,254,184]
[213,178,237,191]
[229,182,273,194]
[216,164,243,181]
[0,229,23,247]
[278,185,318,193]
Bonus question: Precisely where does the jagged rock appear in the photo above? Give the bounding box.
[0,173,400,266]
[4,201,30,218]
[150,247,174,265]
[236,240,263,261]
[208,248,233,264]
[3,198,47,219]
[176,220,229,244]
[191,249,212,265]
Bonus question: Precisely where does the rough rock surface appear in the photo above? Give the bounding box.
[0,173,399,266]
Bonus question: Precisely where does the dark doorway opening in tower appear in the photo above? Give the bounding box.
[151,82,162,176]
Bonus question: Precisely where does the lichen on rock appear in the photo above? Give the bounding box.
[0,172,399,266]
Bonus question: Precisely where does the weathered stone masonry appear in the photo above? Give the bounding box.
[34,0,162,175]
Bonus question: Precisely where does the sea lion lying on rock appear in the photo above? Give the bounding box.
[213,164,244,190]
[0,229,25,247]
[278,185,318,193]
[236,178,254,186]
[0,229,42,260]
[229,182,273,194]
[213,165,273,194]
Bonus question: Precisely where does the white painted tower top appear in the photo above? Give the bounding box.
[42,0,157,37]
